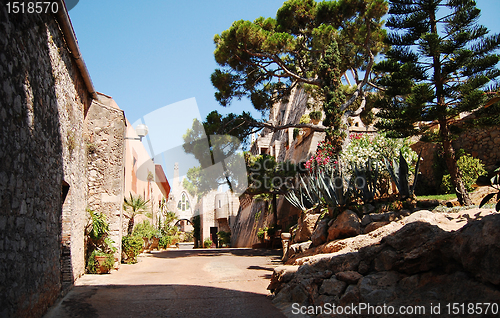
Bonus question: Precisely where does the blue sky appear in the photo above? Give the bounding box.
[68,0,500,180]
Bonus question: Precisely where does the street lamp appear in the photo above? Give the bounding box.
[125,124,149,141]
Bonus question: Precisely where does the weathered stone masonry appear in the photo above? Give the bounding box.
[0,4,125,318]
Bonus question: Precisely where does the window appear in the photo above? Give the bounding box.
[177,193,190,212]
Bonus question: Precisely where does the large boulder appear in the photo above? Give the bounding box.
[294,213,320,243]
[271,209,500,312]
[327,210,361,241]
[311,218,329,246]
[453,213,500,285]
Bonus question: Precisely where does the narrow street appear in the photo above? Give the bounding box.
[44,246,286,318]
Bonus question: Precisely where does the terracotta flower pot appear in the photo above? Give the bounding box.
[94,255,110,274]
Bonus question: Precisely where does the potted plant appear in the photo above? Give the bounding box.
[257,227,268,243]
[203,238,213,248]
[122,235,143,264]
[309,111,322,125]
[85,209,116,273]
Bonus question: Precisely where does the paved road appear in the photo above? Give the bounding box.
[44,248,286,318]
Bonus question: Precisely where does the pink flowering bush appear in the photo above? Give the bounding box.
[305,133,418,173]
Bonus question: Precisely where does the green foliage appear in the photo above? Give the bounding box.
[121,235,143,264]
[159,236,173,249]
[85,209,115,273]
[374,0,500,204]
[300,114,311,124]
[293,128,300,140]
[87,208,109,241]
[440,154,487,194]
[475,162,500,211]
[341,133,418,171]
[309,111,322,121]
[191,215,201,240]
[86,250,114,274]
[217,231,231,246]
[384,150,422,199]
[123,193,150,235]
[256,228,267,240]
[254,210,261,221]
[246,153,299,196]
[133,220,161,239]
[203,238,213,248]
[353,159,379,204]
[285,163,354,216]
[212,0,388,152]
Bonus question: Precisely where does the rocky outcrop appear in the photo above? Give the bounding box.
[327,210,361,241]
[270,209,500,317]
[294,213,320,243]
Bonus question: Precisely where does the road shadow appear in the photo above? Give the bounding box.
[150,248,282,260]
[44,284,286,318]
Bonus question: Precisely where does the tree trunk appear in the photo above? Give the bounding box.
[127,217,135,236]
[272,193,278,227]
[440,124,473,206]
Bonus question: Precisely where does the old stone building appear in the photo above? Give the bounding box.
[0,2,126,317]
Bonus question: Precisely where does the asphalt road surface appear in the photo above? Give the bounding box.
[44,247,286,318]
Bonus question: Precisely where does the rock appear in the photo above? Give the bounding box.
[335,271,363,284]
[338,285,360,306]
[294,213,320,243]
[363,203,375,214]
[360,214,371,227]
[311,218,329,247]
[319,276,347,297]
[327,210,361,241]
[291,284,309,304]
[453,214,500,285]
[370,211,397,222]
[268,265,299,292]
[313,294,337,307]
[286,241,312,261]
[364,221,389,234]
[358,271,401,304]
[373,249,398,271]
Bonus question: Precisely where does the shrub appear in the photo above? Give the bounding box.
[309,111,322,121]
[159,236,174,248]
[122,235,143,264]
[86,250,114,274]
[133,220,161,239]
[257,227,267,240]
[203,238,213,248]
[217,231,231,246]
[440,154,486,194]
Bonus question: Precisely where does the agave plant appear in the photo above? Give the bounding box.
[285,160,354,214]
[384,150,422,199]
[316,164,353,208]
[475,161,500,211]
[353,159,379,204]
[284,174,320,212]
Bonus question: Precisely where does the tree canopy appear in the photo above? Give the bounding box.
[374,0,500,205]
[211,0,388,151]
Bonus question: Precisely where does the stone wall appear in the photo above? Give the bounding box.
[0,7,90,318]
[85,99,126,265]
[412,125,500,193]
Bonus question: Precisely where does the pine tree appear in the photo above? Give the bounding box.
[375,0,500,205]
